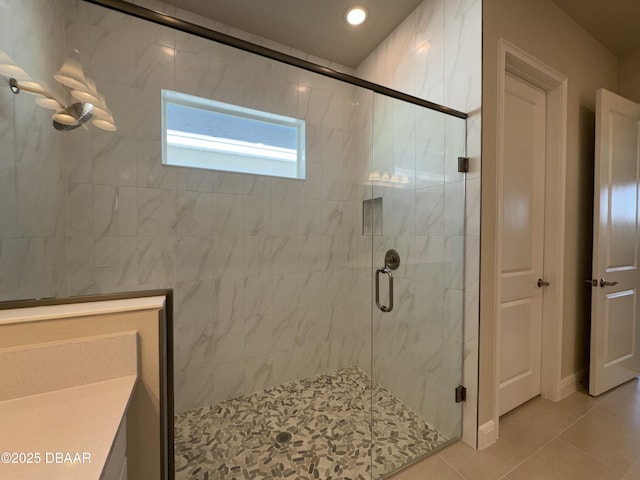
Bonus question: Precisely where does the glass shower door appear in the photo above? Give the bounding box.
[369,94,466,478]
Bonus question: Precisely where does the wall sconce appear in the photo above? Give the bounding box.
[0,49,116,132]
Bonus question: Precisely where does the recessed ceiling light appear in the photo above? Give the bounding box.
[345,6,368,26]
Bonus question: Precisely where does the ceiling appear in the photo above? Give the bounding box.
[159,0,639,66]
[159,0,424,68]
[552,0,640,56]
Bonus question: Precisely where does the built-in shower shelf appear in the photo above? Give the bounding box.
[363,197,383,235]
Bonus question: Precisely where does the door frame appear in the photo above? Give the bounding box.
[484,39,568,448]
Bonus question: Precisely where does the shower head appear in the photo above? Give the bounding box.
[9,77,95,131]
[7,52,116,132]
[52,101,94,131]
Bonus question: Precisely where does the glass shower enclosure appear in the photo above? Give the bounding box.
[164,34,467,478]
[22,1,468,478]
[370,95,466,476]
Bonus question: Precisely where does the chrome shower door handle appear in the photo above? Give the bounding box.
[375,267,394,313]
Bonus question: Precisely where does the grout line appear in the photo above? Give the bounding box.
[433,382,640,480]
[394,386,637,480]
[436,452,471,480]
[561,439,626,479]
[499,395,612,478]
[436,396,603,480]
[622,456,640,479]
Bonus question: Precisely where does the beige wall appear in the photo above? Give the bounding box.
[480,0,618,425]
[619,48,640,103]
[0,307,165,480]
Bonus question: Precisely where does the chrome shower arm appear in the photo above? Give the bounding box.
[9,77,65,109]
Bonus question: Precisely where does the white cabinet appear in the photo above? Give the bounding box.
[101,416,128,480]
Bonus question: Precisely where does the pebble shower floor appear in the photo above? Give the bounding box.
[175,366,448,480]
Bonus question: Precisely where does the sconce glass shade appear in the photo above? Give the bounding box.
[90,93,113,119]
[53,111,78,126]
[70,76,101,106]
[0,64,30,80]
[92,105,111,120]
[53,56,88,91]
[71,88,101,106]
[35,97,62,110]
[0,49,21,78]
[93,115,117,132]
[80,85,117,131]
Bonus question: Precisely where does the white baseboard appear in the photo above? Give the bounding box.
[477,419,498,450]
[560,369,584,400]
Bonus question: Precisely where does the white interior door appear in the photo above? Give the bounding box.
[590,89,640,396]
[498,73,547,416]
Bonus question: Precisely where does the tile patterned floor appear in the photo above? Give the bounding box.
[175,366,448,480]
[391,378,640,480]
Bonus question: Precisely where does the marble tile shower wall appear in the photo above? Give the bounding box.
[0,0,68,301]
[1,0,479,436]
[62,0,373,413]
[357,0,481,444]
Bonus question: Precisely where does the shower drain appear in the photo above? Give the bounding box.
[275,431,292,444]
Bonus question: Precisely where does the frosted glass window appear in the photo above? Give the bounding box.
[162,90,306,179]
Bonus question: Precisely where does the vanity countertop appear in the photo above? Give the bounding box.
[0,375,136,480]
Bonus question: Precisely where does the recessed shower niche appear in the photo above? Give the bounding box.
[363,197,383,236]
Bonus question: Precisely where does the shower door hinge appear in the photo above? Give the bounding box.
[455,385,467,403]
[457,157,469,173]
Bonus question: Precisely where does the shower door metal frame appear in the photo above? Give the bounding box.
[82,0,468,121]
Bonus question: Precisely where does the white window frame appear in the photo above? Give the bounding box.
[161,89,306,180]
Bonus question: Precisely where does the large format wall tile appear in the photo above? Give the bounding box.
[0,0,479,435]
[0,0,68,301]
[53,0,373,413]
